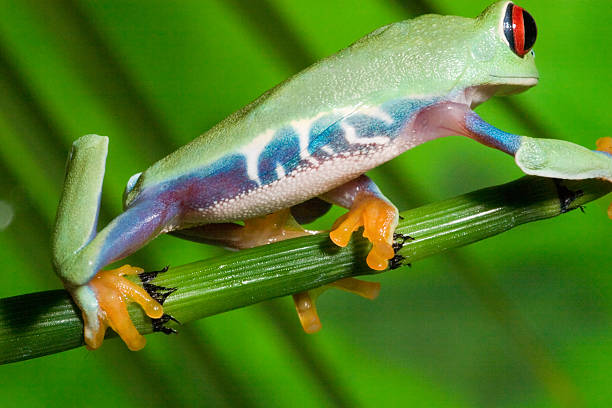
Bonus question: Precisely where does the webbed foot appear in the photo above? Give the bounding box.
[293,278,380,333]
[74,265,163,350]
[329,194,398,270]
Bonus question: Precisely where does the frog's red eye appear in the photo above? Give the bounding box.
[503,3,537,57]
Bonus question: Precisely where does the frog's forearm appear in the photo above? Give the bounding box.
[463,110,522,154]
[462,109,612,183]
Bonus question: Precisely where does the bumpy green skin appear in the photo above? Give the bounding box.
[516,138,612,182]
[127,1,538,200]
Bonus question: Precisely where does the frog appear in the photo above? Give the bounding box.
[52,1,612,351]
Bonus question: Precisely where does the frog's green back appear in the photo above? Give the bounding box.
[132,1,536,194]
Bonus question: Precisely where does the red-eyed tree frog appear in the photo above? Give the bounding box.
[52,1,612,351]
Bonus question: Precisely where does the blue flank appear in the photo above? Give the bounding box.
[595,150,612,159]
[130,97,436,212]
[308,120,349,159]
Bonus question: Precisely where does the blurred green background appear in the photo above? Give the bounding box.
[0,0,610,406]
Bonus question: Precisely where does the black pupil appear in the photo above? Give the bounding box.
[522,10,537,51]
[503,4,515,51]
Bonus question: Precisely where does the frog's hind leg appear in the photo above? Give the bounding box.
[54,135,175,351]
[67,199,181,350]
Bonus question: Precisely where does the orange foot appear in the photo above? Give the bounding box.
[83,265,163,350]
[596,138,612,219]
[293,278,381,333]
[329,194,399,270]
[596,137,612,154]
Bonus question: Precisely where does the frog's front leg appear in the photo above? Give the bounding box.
[418,102,612,209]
[54,135,176,350]
[323,175,399,270]
[459,108,612,185]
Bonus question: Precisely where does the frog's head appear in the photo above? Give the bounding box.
[462,1,538,103]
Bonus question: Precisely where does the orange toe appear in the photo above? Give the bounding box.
[293,278,380,334]
[329,213,357,247]
[293,292,322,334]
[330,194,398,270]
[85,265,163,350]
[596,137,612,154]
[293,278,381,334]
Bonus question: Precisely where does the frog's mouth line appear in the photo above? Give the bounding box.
[489,74,539,85]
[487,75,539,96]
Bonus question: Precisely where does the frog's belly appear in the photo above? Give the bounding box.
[192,138,412,223]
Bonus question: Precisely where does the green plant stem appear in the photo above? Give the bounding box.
[1,176,610,365]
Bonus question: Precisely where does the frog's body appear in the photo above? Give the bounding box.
[52,2,612,351]
[127,99,426,219]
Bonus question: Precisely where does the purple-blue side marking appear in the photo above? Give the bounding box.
[308,121,349,159]
[595,150,612,159]
[120,97,434,223]
[258,127,301,185]
[95,154,258,269]
[128,97,437,213]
